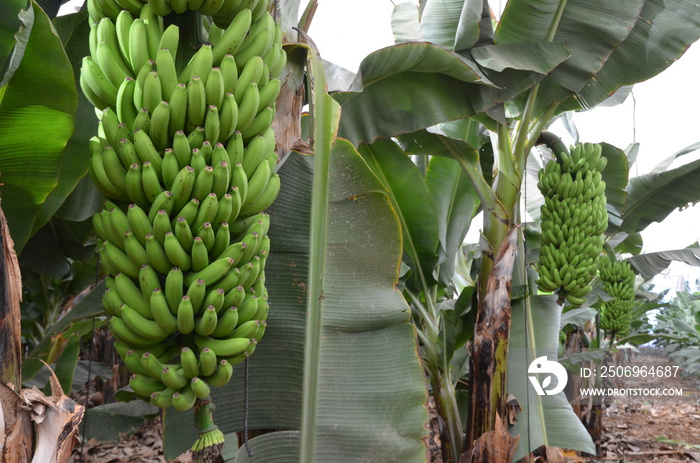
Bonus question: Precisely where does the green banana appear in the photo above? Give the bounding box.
[150,288,178,332]
[196,222,216,251]
[194,334,251,357]
[211,8,252,64]
[219,54,238,93]
[175,216,195,252]
[222,284,245,309]
[187,75,207,131]
[121,303,170,339]
[185,256,235,286]
[211,306,238,337]
[161,366,188,390]
[82,55,119,111]
[195,305,219,336]
[116,77,139,128]
[234,81,259,130]
[198,347,218,376]
[129,373,167,397]
[165,231,192,270]
[170,165,196,211]
[151,388,175,408]
[110,316,163,348]
[128,19,150,75]
[158,24,180,59]
[179,44,214,85]
[240,106,274,141]
[175,198,200,227]
[193,165,215,201]
[139,264,162,298]
[236,295,258,324]
[191,236,210,272]
[165,267,184,314]
[180,346,200,378]
[146,232,172,274]
[124,349,152,377]
[172,384,197,412]
[177,295,196,334]
[190,376,212,399]
[185,278,207,315]
[140,351,166,378]
[205,359,233,387]
[204,105,221,145]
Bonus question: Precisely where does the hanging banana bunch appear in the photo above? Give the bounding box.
[597,257,635,338]
[81,0,285,459]
[536,143,608,307]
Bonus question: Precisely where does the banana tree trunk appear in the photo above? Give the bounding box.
[1,202,85,462]
[465,227,519,461]
[0,203,22,391]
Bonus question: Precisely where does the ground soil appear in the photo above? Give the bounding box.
[591,346,700,463]
[67,347,698,463]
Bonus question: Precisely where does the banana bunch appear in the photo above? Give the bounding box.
[81,0,284,453]
[81,1,286,127]
[597,257,635,336]
[536,143,608,306]
[86,0,268,28]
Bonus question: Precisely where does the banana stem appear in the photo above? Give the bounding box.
[163,9,203,72]
[436,375,463,463]
[191,398,225,463]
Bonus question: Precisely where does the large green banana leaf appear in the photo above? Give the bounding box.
[619,143,700,234]
[42,11,100,225]
[163,147,429,462]
[335,40,568,144]
[508,295,596,461]
[358,139,440,289]
[495,0,644,95]
[0,0,77,252]
[573,0,700,109]
[16,11,102,276]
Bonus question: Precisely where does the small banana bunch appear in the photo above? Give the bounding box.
[81,0,283,458]
[597,257,635,337]
[536,143,608,306]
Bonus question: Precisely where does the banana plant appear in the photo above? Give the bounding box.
[330,0,700,461]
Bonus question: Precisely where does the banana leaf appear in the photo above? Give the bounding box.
[0,0,32,87]
[425,155,480,285]
[163,148,429,462]
[508,295,596,461]
[620,144,700,234]
[43,11,100,225]
[495,0,644,95]
[628,247,700,280]
[573,0,700,109]
[0,0,77,252]
[15,11,101,276]
[335,41,568,145]
[358,139,440,289]
[422,0,471,50]
[391,2,421,44]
